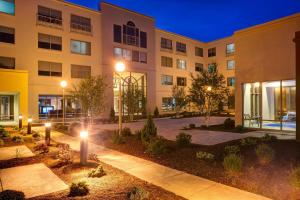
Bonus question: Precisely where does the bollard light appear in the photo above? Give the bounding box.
[80,131,88,165]
[27,118,32,135]
[18,115,23,130]
[45,123,51,146]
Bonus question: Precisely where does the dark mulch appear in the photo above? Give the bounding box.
[185,124,256,133]
[90,131,300,200]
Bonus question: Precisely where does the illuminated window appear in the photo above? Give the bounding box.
[0,0,15,15]
[161,75,173,85]
[226,43,235,55]
[177,59,186,70]
[227,60,235,70]
[71,40,91,55]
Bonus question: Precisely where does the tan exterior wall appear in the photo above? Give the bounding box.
[234,13,300,125]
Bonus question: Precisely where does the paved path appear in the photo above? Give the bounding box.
[0,145,34,160]
[36,128,270,200]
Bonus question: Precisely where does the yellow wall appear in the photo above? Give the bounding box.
[0,69,28,124]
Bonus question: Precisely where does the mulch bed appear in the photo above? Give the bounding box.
[90,131,300,200]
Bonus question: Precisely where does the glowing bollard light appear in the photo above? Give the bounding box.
[80,131,88,165]
[45,123,51,146]
[27,118,32,134]
[18,115,23,130]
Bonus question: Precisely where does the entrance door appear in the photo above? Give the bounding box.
[0,95,14,121]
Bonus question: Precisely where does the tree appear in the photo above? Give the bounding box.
[172,85,187,118]
[153,106,159,118]
[189,63,229,126]
[69,75,107,124]
[122,85,144,122]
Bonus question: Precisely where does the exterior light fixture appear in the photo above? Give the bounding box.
[27,118,32,134]
[18,114,23,129]
[115,61,125,73]
[207,86,212,91]
[80,131,88,165]
[45,122,51,146]
[60,80,67,88]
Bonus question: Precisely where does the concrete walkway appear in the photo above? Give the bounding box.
[37,128,270,200]
[0,145,34,160]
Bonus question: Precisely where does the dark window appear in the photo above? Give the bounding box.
[227,77,235,86]
[161,75,173,85]
[37,6,62,26]
[162,97,174,111]
[0,26,14,44]
[71,14,91,33]
[123,21,139,46]
[140,31,147,48]
[113,24,122,43]
[177,77,187,86]
[176,42,186,53]
[71,65,91,79]
[0,56,15,69]
[208,47,216,57]
[0,0,15,15]
[38,61,62,77]
[161,38,172,50]
[38,33,62,51]
[195,47,203,57]
[195,63,203,72]
[132,50,139,62]
[161,56,173,68]
[140,52,147,63]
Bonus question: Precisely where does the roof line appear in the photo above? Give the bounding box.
[56,0,101,14]
[156,28,205,44]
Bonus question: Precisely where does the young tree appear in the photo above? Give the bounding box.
[172,85,187,118]
[189,63,229,126]
[69,75,107,124]
[122,86,144,122]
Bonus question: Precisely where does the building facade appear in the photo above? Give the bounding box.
[0,0,299,136]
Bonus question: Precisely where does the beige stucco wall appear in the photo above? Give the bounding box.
[234,13,300,125]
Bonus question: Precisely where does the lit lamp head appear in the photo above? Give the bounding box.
[207,86,212,92]
[80,131,88,139]
[45,123,51,128]
[28,118,33,123]
[60,80,67,88]
[115,62,125,73]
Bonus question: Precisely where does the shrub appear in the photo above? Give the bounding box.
[255,143,275,165]
[0,190,25,200]
[189,124,196,129]
[57,145,73,166]
[88,153,100,162]
[234,125,244,133]
[0,131,10,138]
[127,187,149,200]
[112,131,125,144]
[69,181,89,197]
[122,127,132,136]
[240,137,258,146]
[0,139,4,146]
[176,132,192,147]
[261,134,277,142]
[141,115,157,144]
[224,145,240,155]
[146,137,167,156]
[110,107,116,122]
[134,130,142,140]
[223,154,243,176]
[32,131,41,139]
[223,118,235,129]
[88,165,106,178]
[54,123,68,131]
[196,151,215,161]
[153,106,159,118]
[34,143,49,154]
[289,166,300,189]
[68,122,81,136]
[12,136,23,143]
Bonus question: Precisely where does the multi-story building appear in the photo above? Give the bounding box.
[0,0,299,139]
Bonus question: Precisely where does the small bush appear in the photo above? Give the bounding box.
[141,115,157,144]
[134,130,142,140]
[200,125,208,129]
[69,181,89,197]
[127,187,149,200]
[112,131,125,144]
[1,131,10,138]
[88,153,100,162]
[57,145,73,166]
[234,125,245,133]
[223,118,235,129]
[289,166,300,189]
[12,136,23,143]
[122,127,132,137]
[0,190,25,200]
[146,137,167,156]
[0,139,4,146]
[240,137,258,146]
[154,106,159,118]
[196,151,215,161]
[224,145,240,155]
[223,154,243,176]
[88,165,106,178]
[255,143,275,165]
[34,143,49,154]
[189,123,196,129]
[261,134,277,142]
[32,131,41,139]
[176,132,192,147]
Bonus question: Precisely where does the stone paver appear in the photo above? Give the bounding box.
[35,128,270,200]
[0,145,34,160]
[0,163,68,198]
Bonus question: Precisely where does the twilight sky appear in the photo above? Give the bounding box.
[67,0,300,42]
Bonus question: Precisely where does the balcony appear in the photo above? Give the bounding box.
[70,22,92,35]
[36,14,63,29]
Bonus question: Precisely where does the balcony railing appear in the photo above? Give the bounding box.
[70,22,92,35]
[36,14,63,29]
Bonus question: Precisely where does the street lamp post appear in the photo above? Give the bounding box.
[18,115,23,130]
[45,122,51,146]
[60,80,67,125]
[80,131,88,165]
[27,118,32,134]
[115,62,126,136]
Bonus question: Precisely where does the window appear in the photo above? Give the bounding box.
[113,24,122,43]
[226,43,235,55]
[177,59,186,70]
[140,52,147,63]
[113,47,131,61]
[0,56,15,69]
[161,38,172,50]
[208,47,216,57]
[140,31,147,48]
[71,65,91,79]
[177,77,186,86]
[0,0,15,15]
[161,75,173,85]
[227,77,235,86]
[38,61,62,77]
[37,6,62,26]
[208,63,216,73]
[227,60,235,70]
[123,49,131,61]
[161,56,173,68]
[162,97,174,111]
[195,47,203,57]
[132,50,139,62]
[123,21,139,46]
[176,42,186,53]
[0,95,14,121]
[70,14,91,33]
[38,33,62,51]
[71,40,91,55]
[0,26,14,44]
[195,63,203,72]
